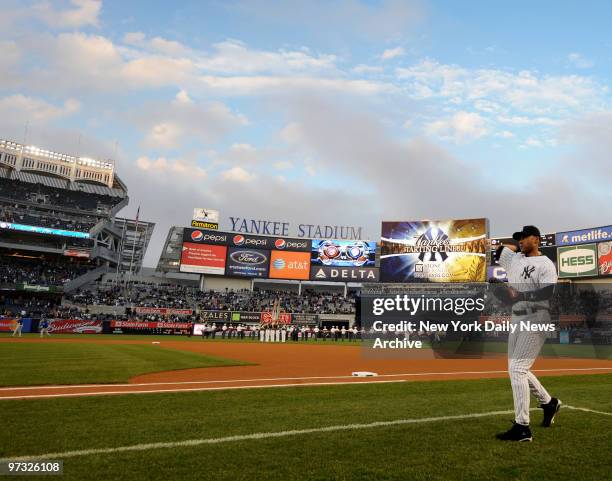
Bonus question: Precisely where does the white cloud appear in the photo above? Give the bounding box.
[274,161,293,170]
[497,115,559,126]
[425,111,487,142]
[4,0,102,29]
[135,92,248,150]
[214,143,260,164]
[24,32,393,96]
[143,123,183,150]
[0,94,80,123]
[567,52,594,69]
[136,155,207,178]
[381,46,405,61]
[123,32,192,57]
[352,64,384,74]
[280,122,303,144]
[221,166,257,183]
[397,59,606,115]
[199,39,338,75]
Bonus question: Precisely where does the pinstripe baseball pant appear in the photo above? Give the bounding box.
[508,310,552,425]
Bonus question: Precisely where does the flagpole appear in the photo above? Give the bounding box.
[128,206,140,287]
[115,220,126,286]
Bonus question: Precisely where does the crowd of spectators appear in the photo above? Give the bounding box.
[0,206,98,232]
[65,281,357,314]
[0,256,90,286]
[0,177,121,214]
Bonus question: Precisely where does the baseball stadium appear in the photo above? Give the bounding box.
[0,138,610,481]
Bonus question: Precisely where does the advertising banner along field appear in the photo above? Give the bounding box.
[48,319,103,334]
[134,307,193,316]
[380,218,488,282]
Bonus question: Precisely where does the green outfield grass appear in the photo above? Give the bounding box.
[455,340,612,359]
[0,374,610,481]
[0,342,249,387]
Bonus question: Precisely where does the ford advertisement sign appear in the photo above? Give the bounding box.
[226,247,270,278]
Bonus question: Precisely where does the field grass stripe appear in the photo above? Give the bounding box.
[1,366,610,392]
[0,409,519,462]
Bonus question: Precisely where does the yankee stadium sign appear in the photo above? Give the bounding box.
[229,217,364,240]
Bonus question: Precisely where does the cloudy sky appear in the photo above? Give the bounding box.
[2,0,612,266]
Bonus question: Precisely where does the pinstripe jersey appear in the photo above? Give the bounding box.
[498,247,557,310]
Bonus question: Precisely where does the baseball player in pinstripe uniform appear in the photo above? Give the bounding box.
[495,225,561,442]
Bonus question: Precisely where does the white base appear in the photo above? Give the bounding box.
[351,371,378,377]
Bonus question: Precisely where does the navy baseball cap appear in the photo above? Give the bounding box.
[512,225,541,240]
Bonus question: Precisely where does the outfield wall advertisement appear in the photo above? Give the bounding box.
[557,244,598,278]
[48,319,103,334]
[380,219,488,282]
[598,241,612,276]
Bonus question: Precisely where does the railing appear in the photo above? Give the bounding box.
[63,265,111,293]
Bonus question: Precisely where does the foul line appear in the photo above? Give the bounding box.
[3,405,610,463]
[0,409,518,462]
[565,405,612,416]
[0,379,408,400]
[1,366,610,392]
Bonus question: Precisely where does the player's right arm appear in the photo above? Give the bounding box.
[496,245,517,271]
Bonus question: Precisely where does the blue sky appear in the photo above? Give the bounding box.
[1,0,611,265]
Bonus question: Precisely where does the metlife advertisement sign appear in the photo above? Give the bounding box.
[556,225,612,246]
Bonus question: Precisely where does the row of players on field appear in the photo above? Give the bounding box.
[199,324,364,341]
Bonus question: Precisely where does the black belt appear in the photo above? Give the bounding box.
[512,306,549,316]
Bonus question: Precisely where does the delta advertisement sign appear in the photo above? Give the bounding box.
[380,219,488,282]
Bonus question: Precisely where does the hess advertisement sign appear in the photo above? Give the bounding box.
[557,244,597,278]
[268,251,310,280]
[226,247,270,278]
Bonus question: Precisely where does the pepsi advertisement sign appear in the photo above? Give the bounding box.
[311,239,376,267]
[183,228,311,252]
[269,237,311,252]
[184,228,229,245]
[226,247,270,278]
